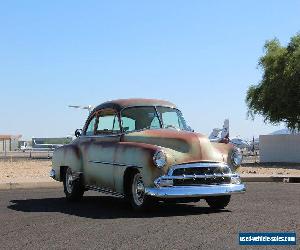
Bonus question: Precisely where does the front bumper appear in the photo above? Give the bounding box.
[145,183,246,198]
[146,162,246,198]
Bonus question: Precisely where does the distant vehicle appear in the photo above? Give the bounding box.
[20,142,32,152]
[32,140,63,151]
[51,98,245,211]
[20,139,66,152]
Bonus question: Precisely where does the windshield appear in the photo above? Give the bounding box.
[121,106,188,132]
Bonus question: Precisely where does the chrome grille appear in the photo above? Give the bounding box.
[168,162,232,186]
[173,177,231,186]
[172,166,231,176]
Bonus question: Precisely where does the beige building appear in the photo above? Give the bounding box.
[0,135,22,152]
[260,134,300,163]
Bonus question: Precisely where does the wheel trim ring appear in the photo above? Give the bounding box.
[66,170,74,193]
[132,174,145,206]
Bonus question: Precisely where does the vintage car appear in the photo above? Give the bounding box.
[50,98,245,210]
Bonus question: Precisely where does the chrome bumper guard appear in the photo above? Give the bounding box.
[145,183,246,198]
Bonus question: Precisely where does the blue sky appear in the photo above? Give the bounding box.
[1,1,299,140]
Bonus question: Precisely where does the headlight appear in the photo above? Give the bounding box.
[153,150,167,168]
[231,148,243,167]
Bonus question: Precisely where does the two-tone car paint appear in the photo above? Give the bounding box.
[52,98,241,196]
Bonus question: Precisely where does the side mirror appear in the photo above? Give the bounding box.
[75,129,82,138]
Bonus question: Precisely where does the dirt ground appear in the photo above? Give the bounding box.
[0,159,54,184]
[238,163,300,176]
[0,159,300,184]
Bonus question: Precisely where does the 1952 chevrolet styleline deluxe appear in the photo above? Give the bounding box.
[50,98,245,210]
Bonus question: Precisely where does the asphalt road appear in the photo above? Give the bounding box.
[0,183,299,250]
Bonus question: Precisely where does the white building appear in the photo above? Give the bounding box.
[260,134,300,163]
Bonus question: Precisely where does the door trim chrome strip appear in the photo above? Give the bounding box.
[88,160,142,168]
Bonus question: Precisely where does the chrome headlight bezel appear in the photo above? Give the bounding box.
[231,147,243,167]
[153,150,167,169]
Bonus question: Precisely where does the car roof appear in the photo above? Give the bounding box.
[93,98,177,112]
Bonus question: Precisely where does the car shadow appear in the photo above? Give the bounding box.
[8,195,231,219]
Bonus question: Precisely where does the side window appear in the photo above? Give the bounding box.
[156,106,186,130]
[162,111,180,129]
[86,116,96,136]
[95,111,120,135]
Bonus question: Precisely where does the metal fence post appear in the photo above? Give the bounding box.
[4,140,7,158]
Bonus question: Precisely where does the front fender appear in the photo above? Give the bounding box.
[113,142,175,193]
[211,142,236,169]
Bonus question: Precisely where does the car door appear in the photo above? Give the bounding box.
[82,108,121,190]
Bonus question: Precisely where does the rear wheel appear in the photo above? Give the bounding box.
[63,167,84,201]
[205,195,231,209]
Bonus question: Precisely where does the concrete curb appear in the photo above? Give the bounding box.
[0,182,61,190]
[0,176,300,190]
[241,176,300,183]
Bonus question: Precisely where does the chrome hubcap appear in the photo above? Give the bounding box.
[132,174,145,206]
[66,170,74,193]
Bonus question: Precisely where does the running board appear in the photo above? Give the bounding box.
[86,185,124,198]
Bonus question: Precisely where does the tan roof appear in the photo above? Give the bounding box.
[0,134,22,140]
[110,98,176,108]
[94,98,177,112]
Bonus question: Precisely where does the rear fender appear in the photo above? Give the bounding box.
[52,144,83,181]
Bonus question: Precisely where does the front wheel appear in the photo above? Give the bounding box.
[205,195,231,209]
[127,171,152,211]
[63,167,84,201]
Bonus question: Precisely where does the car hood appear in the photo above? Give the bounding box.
[121,129,233,165]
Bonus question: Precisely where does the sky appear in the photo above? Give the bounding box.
[0,1,299,140]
